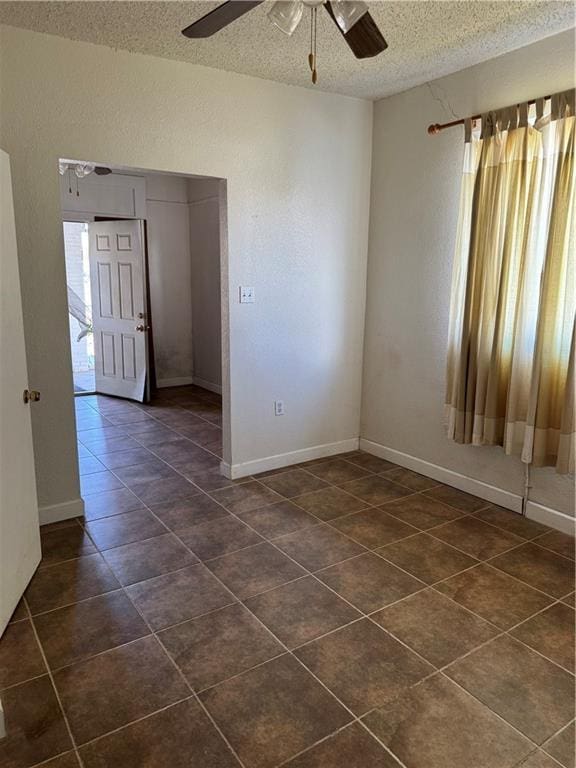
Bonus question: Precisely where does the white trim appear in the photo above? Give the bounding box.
[39,497,85,526]
[525,501,575,535]
[193,377,222,395]
[359,438,523,513]
[221,438,360,479]
[157,377,195,389]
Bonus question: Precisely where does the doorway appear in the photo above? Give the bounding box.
[59,160,229,490]
[63,220,95,393]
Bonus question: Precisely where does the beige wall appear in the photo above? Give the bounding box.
[0,26,372,512]
[188,178,222,392]
[362,29,575,518]
[146,173,194,386]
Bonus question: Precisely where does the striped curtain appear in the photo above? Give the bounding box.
[446,89,575,474]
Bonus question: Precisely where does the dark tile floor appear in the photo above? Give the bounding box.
[1,385,575,768]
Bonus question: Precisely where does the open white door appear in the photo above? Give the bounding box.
[89,220,149,401]
[0,149,41,634]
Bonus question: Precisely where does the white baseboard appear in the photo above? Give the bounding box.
[221,438,360,480]
[359,438,523,513]
[39,497,85,526]
[192,377,222,395]
[525,501,575,535]
[157,377,194,388]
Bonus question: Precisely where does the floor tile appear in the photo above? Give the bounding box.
[511,602,575,672]
[210,481,283,514]
[344,453,398,473]
[274,524,365,571]
[80,699,240,768]
[159,603,284,691]
[373,588,498,667]
[284,722,402,767]
[543,722,575,768]
[0,620,46,689]
[378,532,477,583]
[25,553,120,614]
[563,592,575,607]
[82,487,145,521]
[446,635,575,744]
[125,564,235,630]
[239,500,318,539]
[97,447,154,469]
[316,553,423,613]
[339,476,413,506]
[205,542,306,600]
[83,436,141,456]
[39,526,95,567]
[177,516,263,560]
[383,494,465,530]
[295,619,433,715]
[435,563,553,629]
[259,470,329,499]
[149,494,230,531]
[432,516,524,559]
[34,591,149,669]
[200,654,351,768]
[113,459,180,487]
[536,530,575,560]
[80,470,124,495]
[130,426,183,447]
[0,676,72,768]
[148,437,213,463]
[293,486,369,521]
[78,455,105,475]
[474,505,551,540]
[423,484,489,512]
[102,533,198,586]
[245,576,361,649]
[305,459,372,484]
[54,636,189,745]
[363,674,532,768]
[129,476,199,505]
[491,542,575,597]
[380,467,439,491]
[330,508,416,549]
[85,509,166,551]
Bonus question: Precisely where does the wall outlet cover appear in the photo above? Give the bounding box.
[239,286,255,303]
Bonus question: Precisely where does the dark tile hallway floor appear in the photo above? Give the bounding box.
[1,385,574,768]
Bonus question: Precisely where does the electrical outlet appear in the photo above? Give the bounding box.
[274,400,285,416]
[239,286,255,303]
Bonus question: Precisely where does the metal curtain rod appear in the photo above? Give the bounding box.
[427,95,551,135]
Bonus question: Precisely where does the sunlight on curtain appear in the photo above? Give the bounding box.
[446,90,575,474]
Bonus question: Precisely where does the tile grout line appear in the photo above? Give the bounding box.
[24,596,87,768]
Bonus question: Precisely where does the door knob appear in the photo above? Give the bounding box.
[23,389,41,404]
[135,324,150,332]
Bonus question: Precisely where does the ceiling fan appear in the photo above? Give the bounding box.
[182,1,387,83]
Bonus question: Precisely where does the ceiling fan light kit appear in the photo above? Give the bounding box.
[182,0,387,84]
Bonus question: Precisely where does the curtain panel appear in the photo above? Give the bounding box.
[446,89,575,474]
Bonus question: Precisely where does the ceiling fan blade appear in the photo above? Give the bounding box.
[324,1,387,59]
[182,1,264,38]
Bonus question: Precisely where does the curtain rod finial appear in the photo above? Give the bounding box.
[428,123,441,135]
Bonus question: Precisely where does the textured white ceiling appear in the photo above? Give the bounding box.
[0,1,574,99]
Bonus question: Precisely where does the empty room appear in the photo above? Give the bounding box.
[0,2,574,767]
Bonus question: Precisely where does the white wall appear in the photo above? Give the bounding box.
[145,174,194,386]
[362,29,575,518]
[0,26,372,513]
[188,178,222,392]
